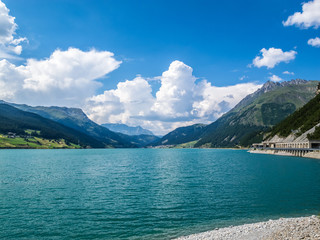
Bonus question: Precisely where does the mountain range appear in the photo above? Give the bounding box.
[1,79,319,149]
[101,123,154,136]
[152,79,319,148]
[195,79,319,148]
[0,103,103,148]
[0,101,158,148]
[0,101,135,148]
[150,124,207,146]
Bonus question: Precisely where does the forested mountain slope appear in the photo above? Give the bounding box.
[195,79,319,148]
[0,104,104,148]
[0,101,135,148]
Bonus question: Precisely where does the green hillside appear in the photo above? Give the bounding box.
[195,80,319,148]
[2,102,135,148]
[152,124,207,146]
[0,134,80,149]
[0,104,105,148]
[117,133,160,147]
[269,92,320,140]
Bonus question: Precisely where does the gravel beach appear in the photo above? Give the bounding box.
[175,216,320,240]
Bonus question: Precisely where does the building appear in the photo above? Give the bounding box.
[252,140,320,149]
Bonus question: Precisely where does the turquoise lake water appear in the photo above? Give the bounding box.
[1,149,320,239]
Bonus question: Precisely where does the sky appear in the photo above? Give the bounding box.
[0,0,319,135]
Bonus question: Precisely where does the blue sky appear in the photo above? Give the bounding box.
[1,0,320,134]
[8,0,320,86]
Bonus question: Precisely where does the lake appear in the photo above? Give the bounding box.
[1,149,320,239]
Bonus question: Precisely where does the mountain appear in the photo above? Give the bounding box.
[117,133,160,147]
[151,79,318,148]
[101,123,154,136]
[151,124,207,146]
[195,79,319,148]
[0,101,135,148]
[266,91,320,142]
[0,103,105,148]
[101,123,160,147]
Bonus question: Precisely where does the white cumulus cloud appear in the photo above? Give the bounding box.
[86,61,261,135]
[151,60,197,119]
[0,56,261,135]
[0,59,25,99]
[308,37,320,47]
[283,71,294,75]
[192,81,261,120]
[283,0,320,29]
[269,75,283,82]
[0,0,27,59]
[0,48,121,106]
[87,77,154,124]
[252,48,297,69]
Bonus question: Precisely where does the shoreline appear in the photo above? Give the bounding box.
[249,149,320,159]
[174,215,320,240]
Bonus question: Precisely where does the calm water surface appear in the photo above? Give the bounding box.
[1,149,320,239]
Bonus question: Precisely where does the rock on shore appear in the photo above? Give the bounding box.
[175,216,320,240]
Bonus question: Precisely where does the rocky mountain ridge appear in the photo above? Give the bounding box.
[101,123,154,136]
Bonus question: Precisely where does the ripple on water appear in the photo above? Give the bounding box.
[1,149,320,239]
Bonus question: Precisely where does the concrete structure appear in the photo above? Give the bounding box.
[253,140,320,149]
[252,140,320,157]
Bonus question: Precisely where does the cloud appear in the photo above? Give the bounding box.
[239,75,248,81]
[0,59,25,99]
[0,0,27,59]
[283,0,320,29]
[269,75,283,82]
[86,61,261,135]
[151,60,197,119]
[191,80,261,120]
[252,48,297,69]
[87,77,154,124]
[0,56,260,135]
[0,48,121,106]
[308,37,320,47]
[283,71,294,75]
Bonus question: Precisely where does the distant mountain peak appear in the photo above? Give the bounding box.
[259,79,307,94]
[232,79,312,113]
[260,79,308,93]
[259,80,279,93]
[285,78,308,85]
[101,123,154,136]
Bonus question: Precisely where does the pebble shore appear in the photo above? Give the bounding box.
[175,216,320,240]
